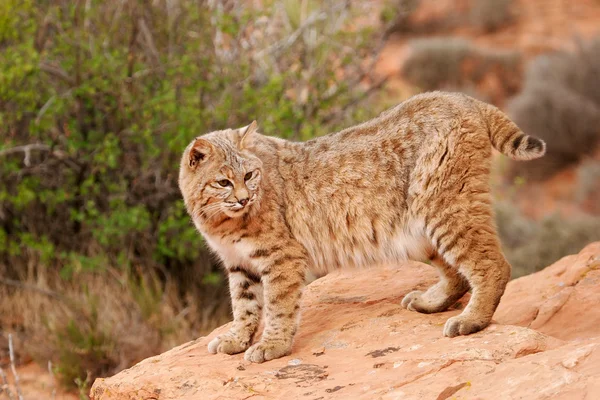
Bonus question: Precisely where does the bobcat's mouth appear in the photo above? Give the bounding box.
[223,194,257,217]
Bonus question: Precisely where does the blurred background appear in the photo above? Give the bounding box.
[0,0,599,398]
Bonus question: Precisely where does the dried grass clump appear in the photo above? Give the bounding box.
[507,85,600,180]
[470,0,514,32]
[496,202,600,278]
[0,269,230,390]
[507,36,600,180]
[403,38,472,91]
[387,0,516,35]
[402,37,522,100]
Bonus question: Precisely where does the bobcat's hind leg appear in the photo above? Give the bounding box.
[442,245,510,337]
[428,210,511,337]
[402,254,470,314]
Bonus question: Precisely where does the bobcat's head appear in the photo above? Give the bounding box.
[178,121,263,226]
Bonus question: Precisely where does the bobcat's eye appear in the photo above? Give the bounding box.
[244,171,253,181]
[218,179,232,187]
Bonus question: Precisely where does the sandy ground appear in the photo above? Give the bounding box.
[2,362,77,400]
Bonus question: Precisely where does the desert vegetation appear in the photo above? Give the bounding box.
[387,0,515,35]
[496,201,600,277]
[497,36,600,270]
[402,37,522,101]
[507,37,600,180]
[469,0,514,32]
[0,0,396,393]
[396,1,600,279]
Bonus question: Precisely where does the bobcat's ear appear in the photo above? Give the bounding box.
[188,138,213,168]
[238,120,258,149]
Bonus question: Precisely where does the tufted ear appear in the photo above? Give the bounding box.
[188,138,213,168]
[238,120,258,149]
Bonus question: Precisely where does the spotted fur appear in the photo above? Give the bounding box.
[178,92,545,363]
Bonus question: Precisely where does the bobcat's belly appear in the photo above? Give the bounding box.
[299,224,432,277]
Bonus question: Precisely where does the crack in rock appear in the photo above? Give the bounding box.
[366,347,401,358]
[436,382,470,400]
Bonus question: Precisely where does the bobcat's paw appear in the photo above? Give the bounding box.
[401,290,425,311]
[402,285,467,314]
[443,315,488,338]
[244,339,291,363]
[207,334,250,355]
[401,290,445,314]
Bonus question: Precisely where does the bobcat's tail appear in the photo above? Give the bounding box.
[476,101,546,161]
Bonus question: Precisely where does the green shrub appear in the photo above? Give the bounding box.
[0,0,395,389]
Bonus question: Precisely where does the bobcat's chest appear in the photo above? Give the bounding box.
[203,233,255,268]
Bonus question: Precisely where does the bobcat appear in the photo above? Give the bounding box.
[178,92,545,363]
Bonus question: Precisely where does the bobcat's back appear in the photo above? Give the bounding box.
[266,92,544,277]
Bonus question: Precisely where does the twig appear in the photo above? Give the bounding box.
[35,95,56,124]
[0,143,77,170]
[138,17,164,74]
[0,144,51,167]
[322,18,394,105]
[322,76,389,125]
[0,367,16,400]
[48,361,57,400]
[0,278,88,323]
[253,9,328,60]
[0,144,51,156]
[39,61,75,85]
[0,278,69,303]
[7,336,23,400]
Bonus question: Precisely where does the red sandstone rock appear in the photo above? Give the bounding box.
[496,242,600,340]
[91,243,600,400]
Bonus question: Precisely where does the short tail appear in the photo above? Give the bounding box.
[476,101,546,161]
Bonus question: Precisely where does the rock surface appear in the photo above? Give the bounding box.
[91,242,600,400]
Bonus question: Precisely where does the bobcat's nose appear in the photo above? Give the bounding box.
[238,198,249,207]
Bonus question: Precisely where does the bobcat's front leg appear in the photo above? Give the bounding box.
[208,266,263,355]
[244,243,307,363]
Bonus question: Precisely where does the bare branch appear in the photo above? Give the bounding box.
[0,367,15,400]
[0,144,79,170]
[0,277,68,303]
[0,144,51,167]
[39,61,75,85]
[7,336,23,400]
[253,10,327,60]
[0,144,51,157]
[48,361,57,400]
[322,76,389,126]
[322,24,393,105]
[35,95,56,124]
[138,17,164,74]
